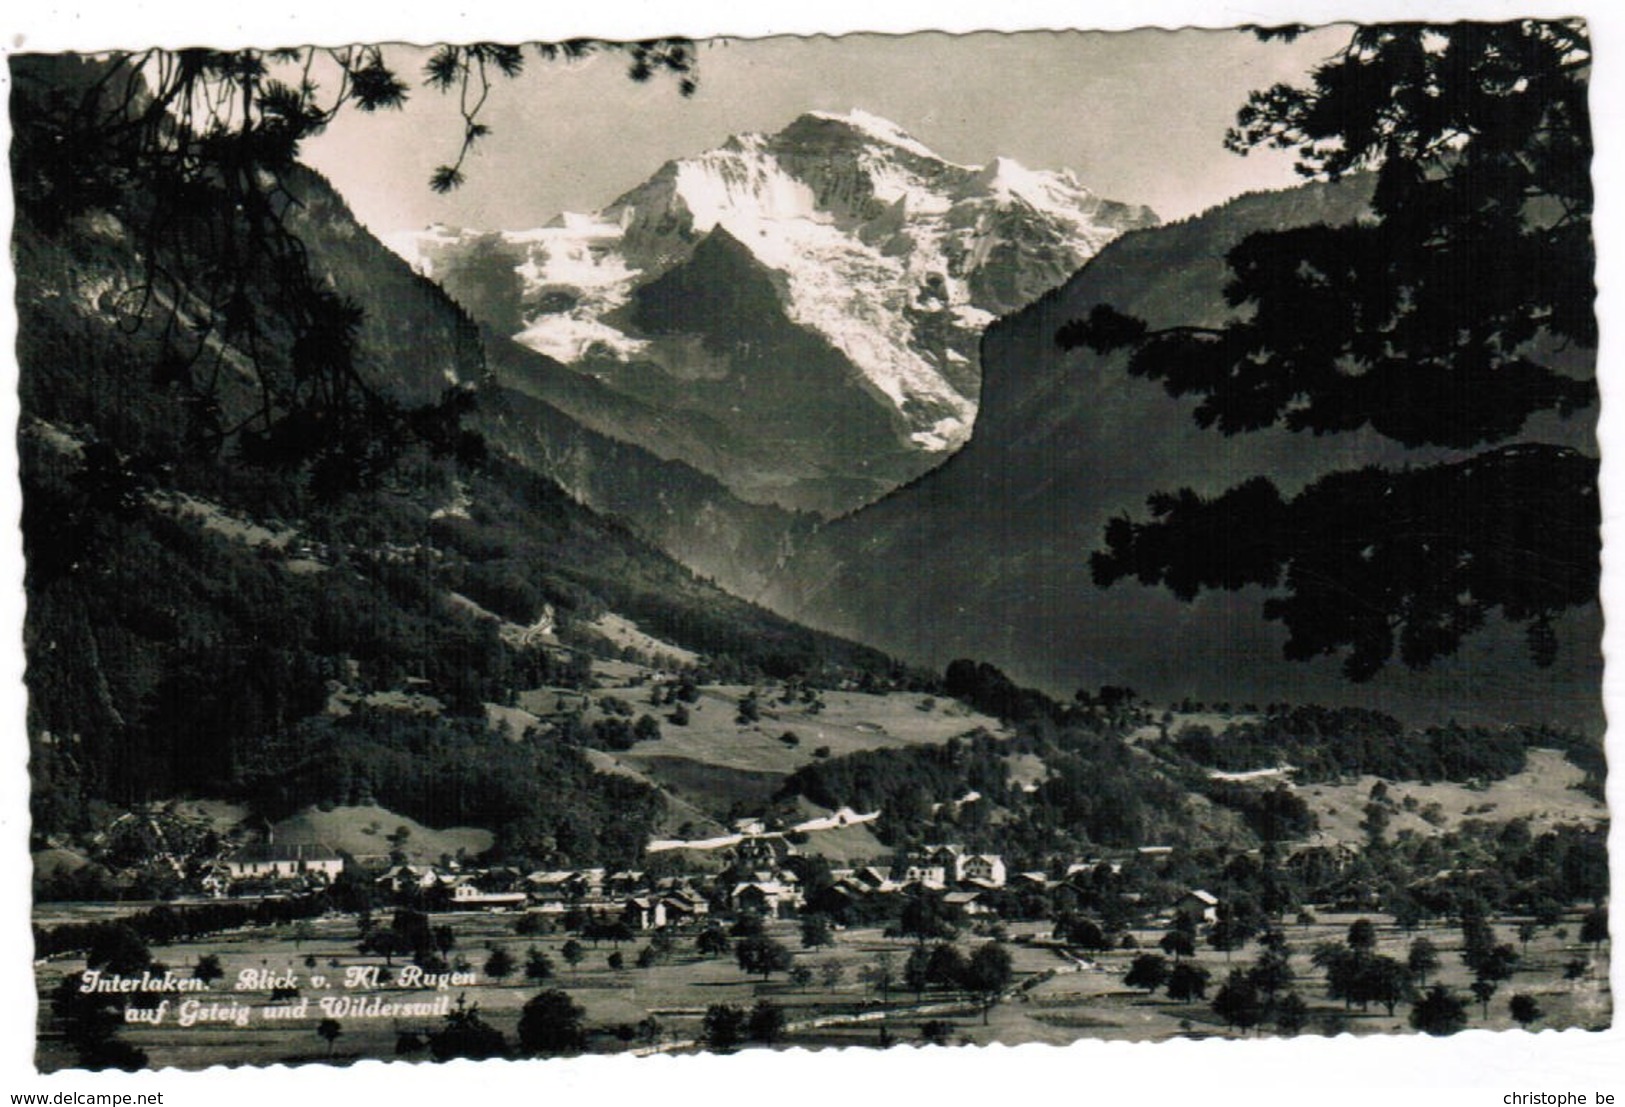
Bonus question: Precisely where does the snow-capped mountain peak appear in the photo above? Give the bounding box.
[801,108,955,163]
[392,111,1157,508]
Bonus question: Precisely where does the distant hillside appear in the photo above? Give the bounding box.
[475,345,811,599]
[763,179,1601,727]
[12,57,907,859]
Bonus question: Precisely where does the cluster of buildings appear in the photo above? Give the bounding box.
[214,838,1030,926]
[213,836,1276,934]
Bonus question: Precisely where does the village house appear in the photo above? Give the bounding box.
[917,844,1008,888]
[375,863,444,895]
[850,865,895,891]
[525,870,594,902]
[605,871,647,898]
[899,860,947,887]
[623,896,667,930]
[732,880,799,917]
[944,890,994,917]
[1012,871,1052,892]
[1175,889,1220,926]
[445,880,528,910]
[659,890,709,924]
[224,843,344,882]
[959,853,1008,888]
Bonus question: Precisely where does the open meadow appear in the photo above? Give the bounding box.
[34,900,1610,1070]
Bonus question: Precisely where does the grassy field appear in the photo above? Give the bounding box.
[510,665,1011,837]
[269,805,494,866]
[1294,749,1606,844]
[35,901,1610,1071]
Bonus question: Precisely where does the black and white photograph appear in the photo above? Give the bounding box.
[3,0,1619,1093]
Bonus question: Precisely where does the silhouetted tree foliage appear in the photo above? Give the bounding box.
[702,1004,747,1052]
[427,996,507,1061]
[12,42,694,497]
[233,711,663,867]
[1125,952,1170,993]
[1411,984,1469,1036]
[1166,961,1211,1003]
[1174,707,1588,784]
[517,989,586,1056]
[747,1000,787,1044]
[1058,21,1596,680]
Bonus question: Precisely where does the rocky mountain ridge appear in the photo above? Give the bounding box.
[391,109,1157,513]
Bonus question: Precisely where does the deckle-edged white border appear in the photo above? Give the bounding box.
[0,0,1619,1102]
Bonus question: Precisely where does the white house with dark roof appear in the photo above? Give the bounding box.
[1175,889,1220,925]
[225,843,343,881]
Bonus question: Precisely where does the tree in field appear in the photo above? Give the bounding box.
[517,989,586,1056]
[1059,916,1111,955]
[1469,943,1522,987]
[898,895,959,942]
[963,942,1014,1025]
[1212,969,1266,1035]
[1248,946,1295,1001]
[193,954,225,986]
[1057,21,1596,682]
[1407,937,1440,987]
[317,1017,343,1056]
[524,946,554,983]
[864,951,898,1005]
[696,925,731,959]
[1166,962,1211,1004]
[820,960,846,993]
[428,996,507,1061]
[904,946,932,1000]
[747,1000,787,1044]
[800,913,834,949]
[703,1004,746,1053]
[484,948,516,984]
[359,929,401,967]
[730,913,766,939]
[87,925,153,976]
[1160,929,1196,961]
[1518,922,1539,957]
[1274,992,1310,1036]
[1360,956,1415,1016]
[1207,904,1254,961]
[735,935,793,980]
[52,974,148,1071]
[1509,993,1544,1029]
[1125,953,1171,995]
[927,943,969,993]
[1410,985,1469,1037]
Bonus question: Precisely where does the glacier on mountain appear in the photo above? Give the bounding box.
[390,110,1157,456]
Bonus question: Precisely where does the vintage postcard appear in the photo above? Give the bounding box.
[4,0,1618,1095]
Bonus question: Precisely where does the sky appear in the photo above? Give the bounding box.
[300,28,1352,238]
